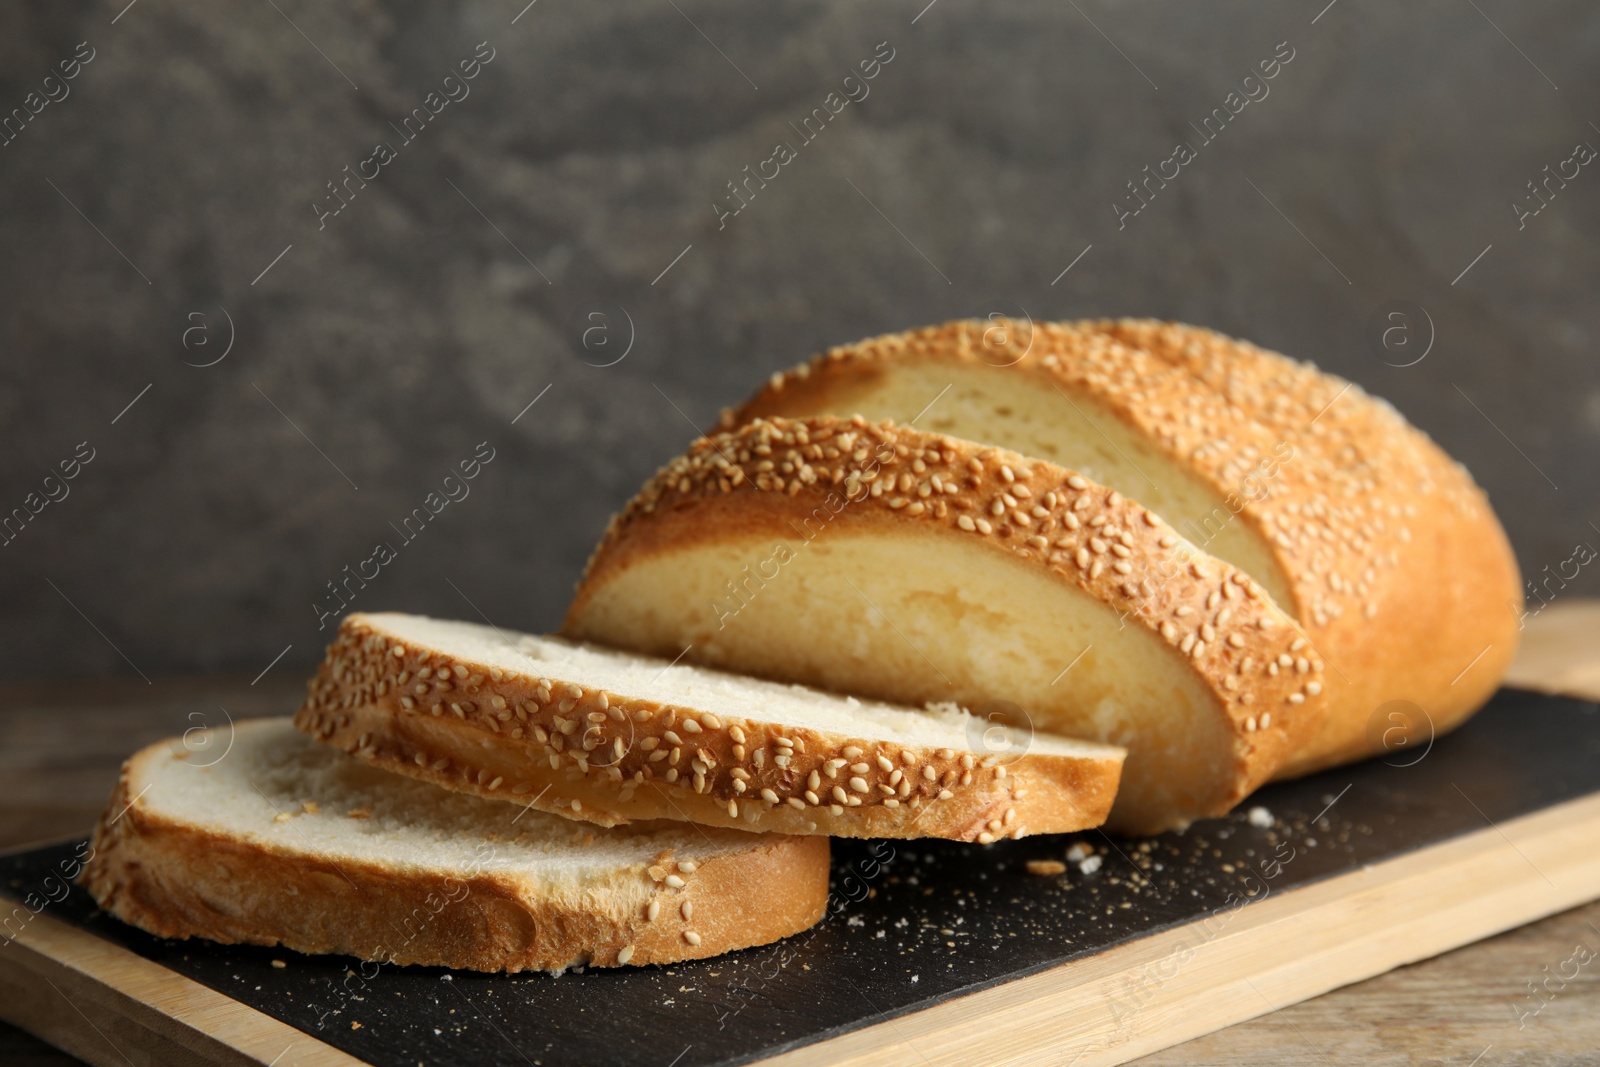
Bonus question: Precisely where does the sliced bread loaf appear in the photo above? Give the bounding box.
[82,718,829,972]
[563,416,1324,834]
[727,319,1521,778]
[297,612,1126,841]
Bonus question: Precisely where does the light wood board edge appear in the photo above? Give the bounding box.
[764,790,1600,1067]
[1504,599,1600,703]
[0,904,364,1067]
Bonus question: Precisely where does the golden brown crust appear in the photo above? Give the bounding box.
[80,735,829,972]
[567,416,1326,829]
[1080,319,1522,773]
[297,613,1125,841]
[729,320,1522,776]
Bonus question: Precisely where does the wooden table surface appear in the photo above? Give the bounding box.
[4,602,1597,1067]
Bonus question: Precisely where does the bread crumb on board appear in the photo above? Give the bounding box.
[1066,842,1092,863]
[1247,805,1274,828]
[1026,859,1068,876]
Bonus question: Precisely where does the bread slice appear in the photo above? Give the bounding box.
[82,718,829,972]
[727,319,1521,778]
[297,612,1126,842]
[563,416,1324,834]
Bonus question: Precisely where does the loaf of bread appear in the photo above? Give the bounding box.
[564,417,1323,834]
[297,612,1126,841]
[81,719,829,972]
[727,319,1522,779]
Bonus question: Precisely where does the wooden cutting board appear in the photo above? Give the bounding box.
[2,610,1597,1067]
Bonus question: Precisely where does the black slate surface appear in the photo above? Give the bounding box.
[5,688,1598,1067]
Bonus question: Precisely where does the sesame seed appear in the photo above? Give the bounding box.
[788,797,807,809]
[617,946,635,964]
[684,932,702,946]
[666,874,686,889]
[681,901,694,920]
[760,788,780,804]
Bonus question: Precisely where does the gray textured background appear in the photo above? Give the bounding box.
[1,0,1596,683]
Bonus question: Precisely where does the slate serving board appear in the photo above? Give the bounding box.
[4,687,1599,1067]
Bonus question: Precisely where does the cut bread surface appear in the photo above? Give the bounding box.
[82,718,829,972]
[566,417,1325,833]
[729,319,1521,777]
[738,348,1295,612]
[298,612,1127,841]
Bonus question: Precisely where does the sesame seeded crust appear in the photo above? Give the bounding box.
[566,416,1326,833]
[1081,319,1522,774]
[297,613,1126,841]
[82,720,829,972]
[729,320,1522,778]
